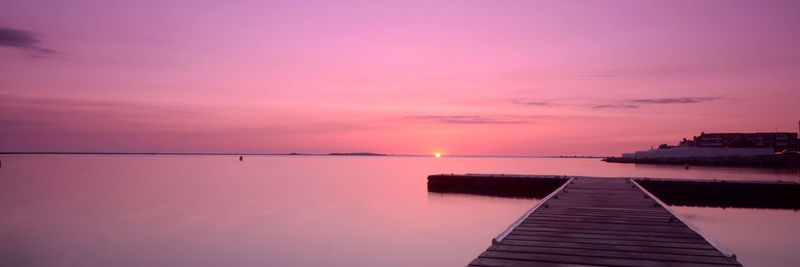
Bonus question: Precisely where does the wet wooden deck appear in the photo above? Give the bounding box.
[468,176,742,267]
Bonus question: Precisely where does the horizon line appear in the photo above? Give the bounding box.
[0,151,608,158]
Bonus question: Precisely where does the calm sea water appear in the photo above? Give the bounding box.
[0,155,798,266]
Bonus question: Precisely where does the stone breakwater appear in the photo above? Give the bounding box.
[603,154,800,167]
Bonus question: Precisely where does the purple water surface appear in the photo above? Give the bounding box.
[0,155,797,266]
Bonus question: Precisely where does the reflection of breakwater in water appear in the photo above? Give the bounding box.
[428,174,800,210]
[636,178,800,210]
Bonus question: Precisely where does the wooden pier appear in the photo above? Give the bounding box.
[429,175,743,266]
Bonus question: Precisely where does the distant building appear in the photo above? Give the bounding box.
[692,132,798,152]
[620,124,800,159]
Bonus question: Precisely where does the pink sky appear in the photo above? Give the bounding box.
[1,0,799,156]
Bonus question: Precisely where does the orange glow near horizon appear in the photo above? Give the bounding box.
[435,153,442,158]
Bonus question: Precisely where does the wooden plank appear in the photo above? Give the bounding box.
[488,245,738,265]
[512,226,702,239]
[546,202,658,208]
[502,234,716,250]
[548,197,655,203]
[507,230,708,244]
[527,216,677,225]
[531,212,675,222]
[560,189,642,193]
[533,211,673,220]
[469,257,601,267]
[478,251,736,267]
[530,210,680,221]
[542,206,670,213]
[498,239,725,257]
[518,221,697,234]
[534,208,672,216]
[523,215,683,226]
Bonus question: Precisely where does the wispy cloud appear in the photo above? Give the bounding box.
[630,97,716,104]
[510,97,721,110]
[578,68,687,78]
[511,99,558,107]
[590,103,639,109]
[590,97,722,109]
[407,115,528,124]
[0,94,379,136]
[0,119,53,126]
[0,27,56,55]
[0,94,210,131]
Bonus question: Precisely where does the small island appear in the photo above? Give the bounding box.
[328,152,388,156]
